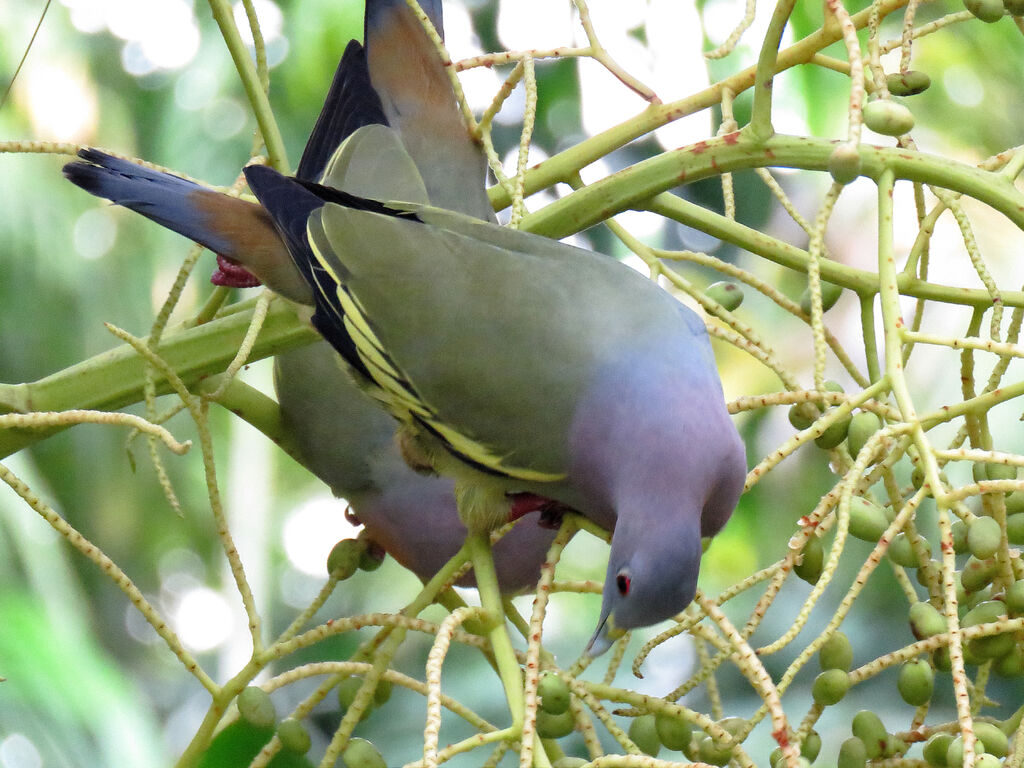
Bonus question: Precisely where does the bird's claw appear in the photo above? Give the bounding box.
[506,492,572,528]
[210,254,262,288]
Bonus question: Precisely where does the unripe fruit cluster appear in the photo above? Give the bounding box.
[922,720,1011,767]
[610,711,750,765]
[334,677,392,767]
[337,675,394,722]
[536,674,575,738]
[234,686,316,757]
[327,534,387,580]
[812,632,852,706]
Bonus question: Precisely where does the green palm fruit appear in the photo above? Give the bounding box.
[373,679,393,706]
[816,410,852,449]
[963,600,1012,659]
[952,520,969,553]
[964,0,1005,21]
[922,732,953,766]
[800,281,844,315]
[886,70,931,96]
[1006,512,1024,544]
[985,463,1018,482]
[849,496,889,541]
[812,668,850,705]
[916,559,939,587]
[538,673,571,715]
[975,722,1009,757]
[801,730,822,761]
[846,412,882,458]
[996,644,1024,676]
[358,547,385,571]
[789,402,820,430]
[628,714,661,757]
[897,659,935,706]
[910,601,946,639]
[699,717,745,766]
[698,735,731,767]
[706,281,744,311]
[967,517,1002,560]
[961,556,998,592]
[889,532,921,568]
[795,535,824,584]
[1005,490,1024,514]
[819,631,854,671]
[655,712,694,752]
[1005,579,1024,614]
[852,710,888,759]
[946,736,963,767]
[962,641,986,667]
[342,738,386,768]
[237,686,276,728]
[863,100,915,136]
[837,736,868,768]
[828,144,862,184]
[536,709,575,739]
[956,574,991,609]
[337,677,374,720]
[278,718,311,754]
[961,555,998,592]
[327,538,365,580]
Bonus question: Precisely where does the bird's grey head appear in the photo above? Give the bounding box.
[570,326,746,656]
[586,508,704,656]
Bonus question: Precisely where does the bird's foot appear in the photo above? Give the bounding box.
[506,492,572,528]
[538,505,569,529]
[360,536,387,568]
[455,482,512,533]
[344,504,362,526]
[210,254,261,288]
[395,425,438,475]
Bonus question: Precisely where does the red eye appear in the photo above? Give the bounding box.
[616,572,631,596]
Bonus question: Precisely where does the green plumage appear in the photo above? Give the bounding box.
[301,144,705,484]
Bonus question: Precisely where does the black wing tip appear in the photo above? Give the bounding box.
[62,148,106,182]
[295,38,389,182]
[76,147,108,162]
[62,158,103,192]
[293,177,422,222]
[241,163,289,198]
[62,149,194,196]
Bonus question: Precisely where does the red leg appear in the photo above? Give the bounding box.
[211,254,262,288]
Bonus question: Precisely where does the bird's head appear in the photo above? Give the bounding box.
[585,508,703,657]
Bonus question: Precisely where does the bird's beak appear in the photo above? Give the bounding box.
[584,611,626,658]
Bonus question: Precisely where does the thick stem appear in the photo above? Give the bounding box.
[465,532,551,767]
[0,300,317,458]
[207,0,289,173]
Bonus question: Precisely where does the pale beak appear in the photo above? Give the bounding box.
[584,611,625,657]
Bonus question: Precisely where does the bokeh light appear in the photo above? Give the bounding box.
[23,64,96,142]
[171,586,233,652]
[0,734,41,768]
[282,494,360,577]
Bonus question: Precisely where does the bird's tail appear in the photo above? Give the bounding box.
[63,150,311,302]
[62,149,240,257]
